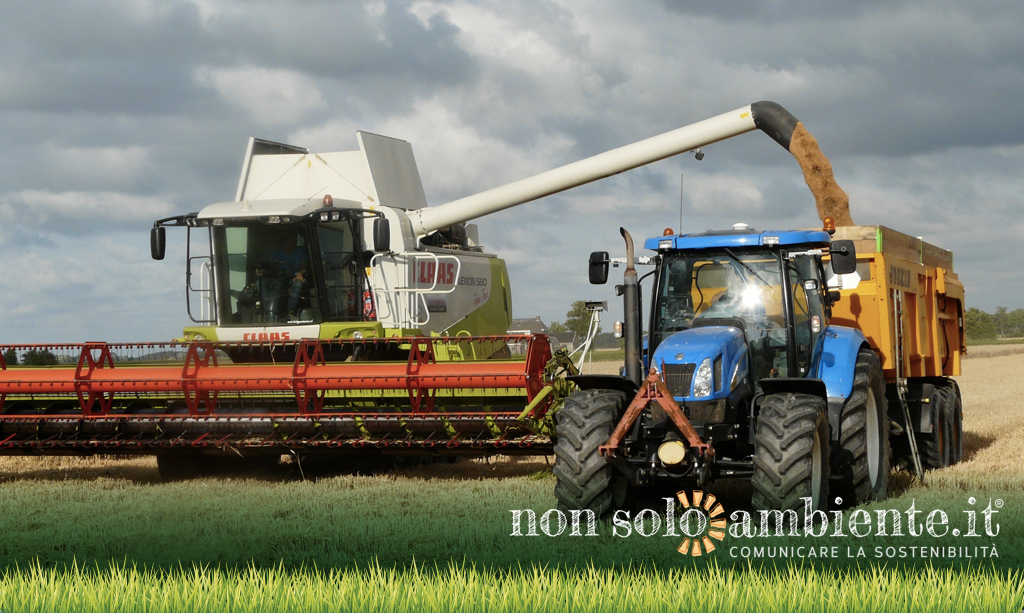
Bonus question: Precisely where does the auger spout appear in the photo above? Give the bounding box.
[409,100,847,237]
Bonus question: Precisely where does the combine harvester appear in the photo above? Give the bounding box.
[0,102,965,512]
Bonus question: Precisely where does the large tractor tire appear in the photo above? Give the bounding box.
[937,385,963,465]
[751,392,830,514]
[832,349,890,505]
[553,389,628,516]
[918,386,951,470]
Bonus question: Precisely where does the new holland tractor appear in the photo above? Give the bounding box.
[556,219,964,516]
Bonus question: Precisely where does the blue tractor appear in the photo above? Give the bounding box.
[554,223,887,516]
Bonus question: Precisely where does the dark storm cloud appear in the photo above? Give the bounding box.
[0,0,1021,339]
[648,0,1024,158]
[0,1,477,117]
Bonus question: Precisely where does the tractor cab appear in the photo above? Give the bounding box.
[647,228,836,400]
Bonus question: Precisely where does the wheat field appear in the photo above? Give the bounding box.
[0,348,1020,611]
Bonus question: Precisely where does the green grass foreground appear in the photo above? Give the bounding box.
[0,561,1020,613]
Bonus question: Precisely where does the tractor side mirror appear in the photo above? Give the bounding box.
[829,240,857,275]
[150,226,166,260]
[373,218,391,252]
[589,251,610,284]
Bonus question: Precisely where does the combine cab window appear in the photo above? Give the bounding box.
[213,224,320,325]
[316,221,365,321]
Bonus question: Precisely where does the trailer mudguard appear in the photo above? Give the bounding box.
[815,325,870,401]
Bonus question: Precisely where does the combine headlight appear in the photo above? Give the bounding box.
[693,357,712,397]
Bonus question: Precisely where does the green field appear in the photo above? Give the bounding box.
[0,560,1020,613]
[0,454,1021,612]
[0,353,1022,611]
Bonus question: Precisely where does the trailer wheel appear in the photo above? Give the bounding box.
[919,387,951,470]
[938,385,963,465]
[832,349,890,504]
[751,393,830,515]
[553,389,628,516]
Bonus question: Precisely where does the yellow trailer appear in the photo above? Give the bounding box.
[830,224,965,470]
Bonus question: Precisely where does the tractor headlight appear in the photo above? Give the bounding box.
[693,357,712,397]
[730,355,747,391]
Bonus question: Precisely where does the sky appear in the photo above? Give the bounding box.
[1,0,1022,342]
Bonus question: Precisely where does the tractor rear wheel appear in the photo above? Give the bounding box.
[751,392,830,515]
[553,389,628,516]
[832,349,890,505]
[918,386,951,470]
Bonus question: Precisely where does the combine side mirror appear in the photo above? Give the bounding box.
[373,218,391,252]
[150,226,166,261]
[588,251,610,285]
[829,239,857,275]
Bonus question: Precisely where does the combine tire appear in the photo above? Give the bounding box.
[918,387,951,470]
[832,349,890,505]
[553,389,628,516]
[751,393,829,515]
[157,452,213,482]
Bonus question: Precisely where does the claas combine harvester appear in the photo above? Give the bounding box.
[0,102,965,514]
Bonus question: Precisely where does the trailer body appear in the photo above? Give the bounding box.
[830,225,965,380]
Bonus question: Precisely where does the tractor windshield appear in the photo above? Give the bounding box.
[654,249,821,380]
[653,249,826,379]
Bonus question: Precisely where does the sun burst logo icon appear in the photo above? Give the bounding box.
[676,490,727,556]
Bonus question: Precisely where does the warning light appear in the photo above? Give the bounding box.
[663,228,674,236]
[323,194,334,207]
[823,216,836,235]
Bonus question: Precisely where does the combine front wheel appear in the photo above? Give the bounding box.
[751,392,830,515]
[156,452,214,482]
[553,389,628,516]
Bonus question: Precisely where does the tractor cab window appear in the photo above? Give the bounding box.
[787,254,826,376]
[213,224,320,325]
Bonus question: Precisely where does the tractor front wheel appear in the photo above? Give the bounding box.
[751,392,830,515]
[553,389,628,516]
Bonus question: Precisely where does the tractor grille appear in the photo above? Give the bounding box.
[664,363,696,398]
